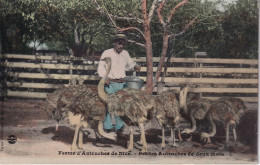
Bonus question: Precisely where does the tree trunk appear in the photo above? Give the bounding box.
[144,33,153,94]
[142,0,153,94]
[74,28,80,44]
[154,30,169,83]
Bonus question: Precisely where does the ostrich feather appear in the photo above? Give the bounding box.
[107,88,155,123]
[68,86,106,121]
[154,90,180,125]
[218,97,247,123]
[45,88,64,121]
[209,100,236,124]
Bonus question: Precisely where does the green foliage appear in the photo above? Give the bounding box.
[150,0,224,58]
[0,0,258,59]
[0,0,111,54]
[216,0,258,59]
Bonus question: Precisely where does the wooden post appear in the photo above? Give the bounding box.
[194,52,207,97]
[157,82,164,95]
[69,50,74,84]
[1,54,7,100]
[199,62,203,97]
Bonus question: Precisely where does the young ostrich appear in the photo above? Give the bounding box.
[98,58,155,152]
[208,97,247,144]
[154,90,182,149]
[45,78,79,131]
[45,88,65,131]
[64,86,116,151]
[218,97,247,123]
[200,100,239,147]
[179,86,213,138]
[45,59,116,151]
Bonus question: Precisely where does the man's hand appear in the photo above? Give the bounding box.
[134,65,141,72]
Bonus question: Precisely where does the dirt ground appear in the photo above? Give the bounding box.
[0,99,258,164]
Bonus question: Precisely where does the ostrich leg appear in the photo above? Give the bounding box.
[137,129,144,145]
[201,114,215,144]
[177,128,183,141]
[56,122,59,131]
[156,117,166,149]
[226,123,230,143]
[71,124,80,151]
[161,127,166,149]
[127,126,134,152]
[139,123,147,152]
[171,128,177,147]
[232,126,237,143]
[232,125,238,147]
[78,129,84,149]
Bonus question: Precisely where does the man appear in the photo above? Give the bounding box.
[97,33,141,132]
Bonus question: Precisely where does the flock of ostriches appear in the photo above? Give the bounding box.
[45,57,247,152]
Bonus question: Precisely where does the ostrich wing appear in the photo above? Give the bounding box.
[57,85,90,110]
[45,88,64,121]
[209,101,236,123]
[189,98,212,120]
[219,97,247,113]
[155,90,179,124]
[108,88,154,123]
[68,86,106,121]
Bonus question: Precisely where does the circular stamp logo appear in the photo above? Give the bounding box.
[7,135,17,144]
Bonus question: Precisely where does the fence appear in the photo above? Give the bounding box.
[1,53,258,110]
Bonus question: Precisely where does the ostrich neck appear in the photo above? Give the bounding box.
[179,87,188,114]
[98,79,108,103]
[98,62,111,103]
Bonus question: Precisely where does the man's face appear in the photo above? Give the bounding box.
[113,39,125,54]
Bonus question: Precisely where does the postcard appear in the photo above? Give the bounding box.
[0,0,258,164]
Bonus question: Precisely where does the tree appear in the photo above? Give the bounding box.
[0,0,64,53]
[55,0,105,56]
[0,0,112,54]
[92,0,220,94]
[217,0,258,59]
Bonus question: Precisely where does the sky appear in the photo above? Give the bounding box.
[223,0,237,3]
[209,0,238,11]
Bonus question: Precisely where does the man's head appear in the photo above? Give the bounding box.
[113,33,126,54]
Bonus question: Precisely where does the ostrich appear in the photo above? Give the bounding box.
[98,58,155,152]
[65,85,116,151]
[45,88,65,131]
[200,100,238,147]
[214,97,247,144]
[45,58,117,151]
[154,90,182,149]
[179,86,213,139]
[218,97,247,123]
[45,78,79,131]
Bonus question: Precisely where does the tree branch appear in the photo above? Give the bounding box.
[92,0,118,29]
[93,0,145,39]
[169,16,197,38]
[112,15,143,24]
[118,27,145,39]
[148,0,160,23]
[92,0,142,23]
[156,0,166,27]
[127,39,145,48]
[167,0,189,24]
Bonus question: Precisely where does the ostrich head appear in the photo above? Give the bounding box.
[101,57,111,66]
[100,57,111,80]
[98,57,112,103]
[187,93,200,102]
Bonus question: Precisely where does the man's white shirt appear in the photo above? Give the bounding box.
[97,48,136,79]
